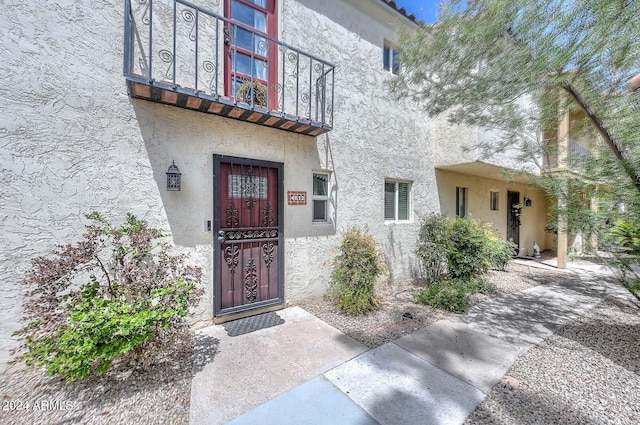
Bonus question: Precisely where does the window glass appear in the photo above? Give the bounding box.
[232,1,267,31]
[383,45,390,71]
[398,182,410,220]
[313,173,328,196]
[490,191,499,211]
[456,187,467,218]
[231,53,267,80]
[313,200,326,222]
[385,180,411,221]
[313,172,330,222]
[384,181,396,220]
[383,43,400,75]
[392,49,400,75]
[248,0,267,7]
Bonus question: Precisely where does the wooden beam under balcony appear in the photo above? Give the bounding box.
[126,78,330,137]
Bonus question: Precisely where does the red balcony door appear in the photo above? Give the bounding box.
[213,155,284,316]
[224,0,278,108]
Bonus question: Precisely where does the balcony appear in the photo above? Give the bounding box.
[123,0,334,136]
[543,138,592,171]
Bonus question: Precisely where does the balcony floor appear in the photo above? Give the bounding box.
[126,78,330,137]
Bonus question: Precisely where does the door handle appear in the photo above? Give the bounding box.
[217,230,226,244]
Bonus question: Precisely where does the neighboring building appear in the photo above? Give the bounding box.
[1,0,557,371]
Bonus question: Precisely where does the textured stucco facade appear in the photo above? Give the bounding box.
[0,0,437,371]
[0,0,553,372]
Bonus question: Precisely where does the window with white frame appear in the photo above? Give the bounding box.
[490,191,499,211]
[383,42,400,75]
[313,172,329,222]
[384,179,411,221]
[456,187,468,218]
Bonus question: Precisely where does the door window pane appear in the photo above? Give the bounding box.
[232,52,267,80]
[234,27,268,55]
[232,1,267,32]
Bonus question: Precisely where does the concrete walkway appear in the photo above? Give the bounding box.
[190,263,631,425]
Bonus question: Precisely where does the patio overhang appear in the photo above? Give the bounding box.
[436,161,537,184]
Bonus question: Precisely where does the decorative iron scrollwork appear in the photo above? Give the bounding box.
[226,229,278,241]
[158,49,174,79]
[244,166,256,210]
[203,60,217,92]
[181,9,196,41]
[245,258,258,302]
[226,203,239,227]
[262,201,274,226]
[138,0,150,25]
[224,245,240,273]
[271,82,284,111]
[263,242,275,267]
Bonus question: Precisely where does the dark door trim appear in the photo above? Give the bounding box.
[507,190,520,255]
[212,154,284,317]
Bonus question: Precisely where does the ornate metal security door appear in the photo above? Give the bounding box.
[213,155,283,316]
[507,191,521,256]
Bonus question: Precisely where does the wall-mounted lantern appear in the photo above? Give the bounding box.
[166,161,182,191]
[524,197,532,207]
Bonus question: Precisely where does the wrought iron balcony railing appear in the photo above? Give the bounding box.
[123,0,335,135]
[543,138,592,171]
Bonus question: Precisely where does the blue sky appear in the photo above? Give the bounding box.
[393,0,442,23]
[393,0,467,23]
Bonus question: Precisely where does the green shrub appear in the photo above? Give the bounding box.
[466,276,495,295]
[328,227,383,315]
[415,279,469,313]
[15,212,203,382]
[414,216,511,313]
[416,215,515,281]
[445,218,489,279]
[485,233,517,271]
[416,213,448,284]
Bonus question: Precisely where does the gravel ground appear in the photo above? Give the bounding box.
[466,296,640,425]
[299,261,571,348]
[1,260,636,425]
[1,335,193,425]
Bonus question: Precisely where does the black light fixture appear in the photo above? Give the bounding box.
[166,161,182,191]
[524,197,532,207]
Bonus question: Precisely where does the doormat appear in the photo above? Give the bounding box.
[222,312,285,337]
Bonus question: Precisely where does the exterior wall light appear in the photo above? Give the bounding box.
[166,161,182,191]
[524,197,532,207]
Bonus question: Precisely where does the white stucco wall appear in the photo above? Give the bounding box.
[1,0,170,371]
[433,95,542,177]
[0,0,440,372]
[282,0,438,281]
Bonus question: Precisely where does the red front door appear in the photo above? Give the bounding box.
[213,155,283,316]
[224,0,278,108]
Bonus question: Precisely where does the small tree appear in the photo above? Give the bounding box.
[327,227,384,315]
[14,212,203,382]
